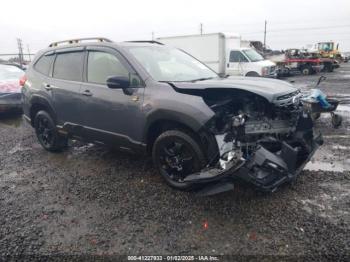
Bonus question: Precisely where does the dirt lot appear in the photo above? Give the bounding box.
[1,64,350,261]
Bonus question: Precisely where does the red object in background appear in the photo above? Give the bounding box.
[248,231,257,241]
[0,81,21,93]
[19,75,27,87]
[203,220,209,230]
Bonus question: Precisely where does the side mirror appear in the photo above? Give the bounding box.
[106,76,130,89]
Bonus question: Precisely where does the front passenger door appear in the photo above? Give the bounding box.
[80,47,145,149]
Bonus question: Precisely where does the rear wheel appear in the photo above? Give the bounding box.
[152,130,207,190]
[324,63,334,72]
[301,65,313,75]
[34,110,67,152]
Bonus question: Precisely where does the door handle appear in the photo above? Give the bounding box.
[81,90,93,96]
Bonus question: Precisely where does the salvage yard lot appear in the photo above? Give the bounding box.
[1,64,350,260]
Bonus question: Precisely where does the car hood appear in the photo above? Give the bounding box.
[171,77,298,102]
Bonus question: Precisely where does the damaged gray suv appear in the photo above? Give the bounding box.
[22,37,324,195]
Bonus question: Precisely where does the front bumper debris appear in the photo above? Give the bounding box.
[235,133,323,192]
[189,132,323,196]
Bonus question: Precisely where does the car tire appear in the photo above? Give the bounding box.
[324,63,333,72]
[246,71,260,77]
[34,110,67,152]
[152,130,207,190]
[328,64,334,72]
[301,66,312,75]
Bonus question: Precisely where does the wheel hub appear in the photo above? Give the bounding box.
[159,141,194,182]
[165,155,183,171]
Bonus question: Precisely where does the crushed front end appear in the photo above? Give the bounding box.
[185,89,324,193]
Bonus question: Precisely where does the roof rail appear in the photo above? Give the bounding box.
[49,37,113,47]
[125,40,164,45]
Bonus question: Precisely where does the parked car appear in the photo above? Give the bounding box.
[0,64,25,113]
[157,33,276,77]
[1,62,27,71]
[22,37,326,195]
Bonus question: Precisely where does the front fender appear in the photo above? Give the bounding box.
[142,83,215,143]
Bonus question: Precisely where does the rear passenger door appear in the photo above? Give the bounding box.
[50,49,85,126]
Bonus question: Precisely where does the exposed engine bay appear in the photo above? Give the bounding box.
[183,89,325,195]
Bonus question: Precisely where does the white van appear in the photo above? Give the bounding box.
[157,32,276,77]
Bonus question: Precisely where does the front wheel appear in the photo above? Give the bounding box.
[245,71,260,77]
[34,110,67,152]
[152,130,207,190]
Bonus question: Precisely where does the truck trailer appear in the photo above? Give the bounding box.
[157,33,276,77]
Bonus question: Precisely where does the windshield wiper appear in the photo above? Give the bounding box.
[189,77,215,82]
[159,77,215,83]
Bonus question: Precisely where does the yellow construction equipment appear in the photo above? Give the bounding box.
[316,41,342,61]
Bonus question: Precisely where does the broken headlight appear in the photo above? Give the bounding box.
[277,90,301,101]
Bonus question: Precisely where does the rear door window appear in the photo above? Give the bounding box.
[53,52,84,81]
[87,51,129,84]
[230,51,248,62]
[34,55,54,76]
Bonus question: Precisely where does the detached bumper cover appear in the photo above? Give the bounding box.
[236,133,323,191]
[187,133,323,193]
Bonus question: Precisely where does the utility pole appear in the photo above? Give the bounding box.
[151,31,155,41]
[263,20,267,50]
[27,44,31,62]
[200,23,203,35]
[16,38,24,67]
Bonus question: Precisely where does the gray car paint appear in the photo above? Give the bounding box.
[169,76,298,102]
[23,42,300,152]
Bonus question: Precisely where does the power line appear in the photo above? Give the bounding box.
[245,29,350,37]
[268,24,350,33]
[203,18,350,30]
[244,24,350,35]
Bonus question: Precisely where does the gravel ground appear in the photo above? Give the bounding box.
[1,64,350,261]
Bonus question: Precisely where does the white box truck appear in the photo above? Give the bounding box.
[157,33,276,77]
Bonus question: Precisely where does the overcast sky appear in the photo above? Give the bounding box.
[1,0,350,56]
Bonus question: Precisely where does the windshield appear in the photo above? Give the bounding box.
[242,49,264,62]
[127,45,217,82]
[0,65,24,82]
[319,42,333,51]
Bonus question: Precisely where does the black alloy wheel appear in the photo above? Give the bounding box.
[34,110,67,152]
[152,130,206,190]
